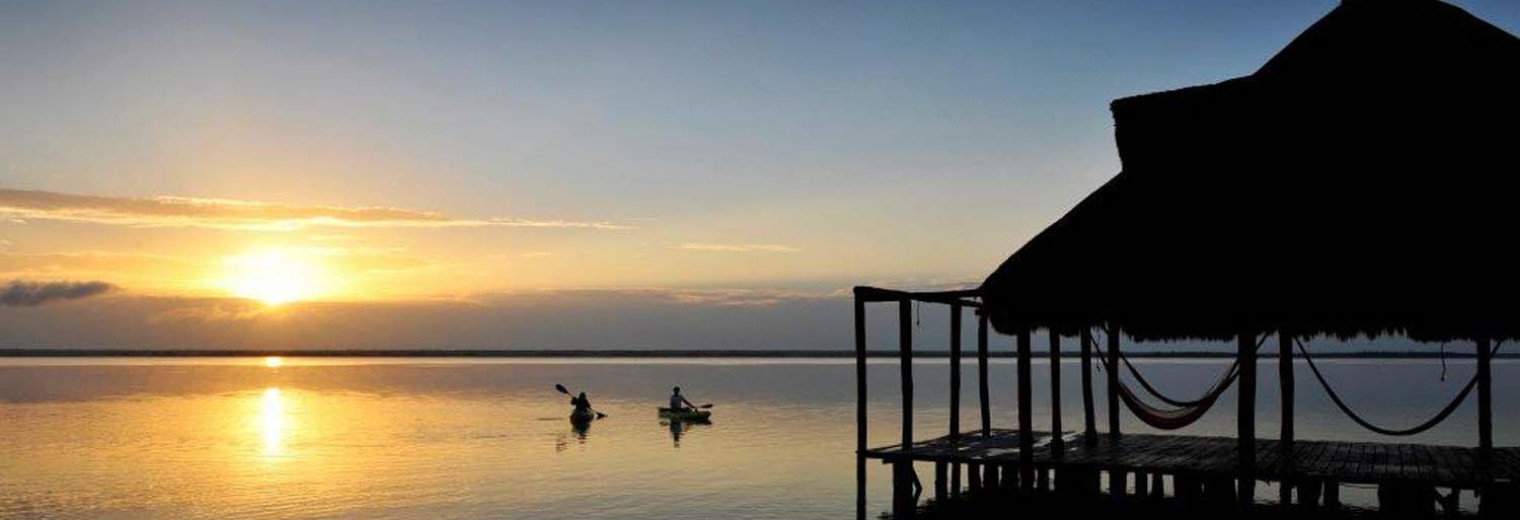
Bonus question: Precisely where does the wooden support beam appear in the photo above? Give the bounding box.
[1017,327,1035,491]
[967,462,981,492]
[894,299,915,518]
[854,296,867,520]
[950,462,961,497]
[1135,471,1149,498]
[1239,331,1258,507]
[934,462,948,503]
[1279,331,1295,508]
[899,299,914,453]
[1107,325,1122,439]
[1111,470,1128,501]
[1081,328,1097,445]
[1478,335,1493,454]
[978,311,991,436]
[1151,473,1166,501]
[949,304,962,439]
[1049,331,1064,454]
[892,462,914,519]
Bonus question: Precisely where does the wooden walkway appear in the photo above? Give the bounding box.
[865,429,1520,489]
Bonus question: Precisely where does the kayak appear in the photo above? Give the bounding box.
[570,409,598,423]
[658,407,711,421]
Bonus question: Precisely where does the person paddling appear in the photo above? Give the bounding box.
[571,391,593,414]
[669,386,697,412]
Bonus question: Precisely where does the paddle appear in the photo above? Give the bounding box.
[555,383,608,418]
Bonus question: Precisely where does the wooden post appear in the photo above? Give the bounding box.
[949,306,963,498]
[1478,335,1493,454]
[950,304,962,439]
[895,299,914,519]
[1239,331,1258,507]
[1107,325,1121,439]
[967,462,982,491]
[1081,328,1097,445]
[978,311,991,436]
[893,463,912,519]
[951,462,961,497]
[1049,331,1064,454]
[1112,470,1128,501]
[854,296,867,520]
[1279,331,1294,507]
[1017,327,1035,491]
[934,462,948,503]
[899,299,914,450]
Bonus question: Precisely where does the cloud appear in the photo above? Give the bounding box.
[1,280,117,307]
[0,188,630,231]
[676,242,802,253]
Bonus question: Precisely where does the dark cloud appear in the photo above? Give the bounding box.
[2,280,117,307]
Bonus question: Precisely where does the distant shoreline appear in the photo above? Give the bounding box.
[0,349,1512,359]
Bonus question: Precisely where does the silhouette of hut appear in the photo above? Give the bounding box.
[981,0,1520,342]
[854,2,1520,515]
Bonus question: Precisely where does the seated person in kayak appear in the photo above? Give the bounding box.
[571,392,593,413]
[669,386,697,412]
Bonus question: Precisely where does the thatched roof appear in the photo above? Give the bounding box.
[981,0,1520,342]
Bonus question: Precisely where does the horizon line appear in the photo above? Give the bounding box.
[0,349,1512,359]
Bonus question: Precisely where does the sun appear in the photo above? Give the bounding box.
[221,250,323,306]
[264,356,283,368]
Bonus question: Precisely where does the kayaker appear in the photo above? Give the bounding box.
[571,391,593,414]
[668,386,696,412]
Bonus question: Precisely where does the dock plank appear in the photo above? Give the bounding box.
[864,431,1519,489]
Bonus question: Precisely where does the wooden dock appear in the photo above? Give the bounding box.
[851,287,1518,518]
[865,430,1520,490]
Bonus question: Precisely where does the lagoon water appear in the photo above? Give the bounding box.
[1,357,1516,519]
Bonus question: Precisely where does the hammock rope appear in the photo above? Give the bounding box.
[1088,332,1262,407]
[1085,331,1260,430]
[1296,338,1503,437]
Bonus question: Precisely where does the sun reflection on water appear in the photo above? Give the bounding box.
[259,387,288,457]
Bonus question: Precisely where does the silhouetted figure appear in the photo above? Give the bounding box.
[668,386,696,412]
[571,392,592,413]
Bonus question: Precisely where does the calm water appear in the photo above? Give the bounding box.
[1,357,1515,519]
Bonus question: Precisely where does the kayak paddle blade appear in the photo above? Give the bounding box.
[555,384,570,395]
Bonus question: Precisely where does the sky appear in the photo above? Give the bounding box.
[3,0,1518,350]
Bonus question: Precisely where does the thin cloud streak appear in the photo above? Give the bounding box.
[0,188,630,231]
[2,280,117,307]
[676,243,802,253]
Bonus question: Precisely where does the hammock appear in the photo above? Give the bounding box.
[1115,365,1238,429]
[1297,338,1502,437]
[1088,332,1249,430]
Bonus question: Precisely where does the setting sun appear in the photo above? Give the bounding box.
[264,356,283,368]
[221,250,323,305]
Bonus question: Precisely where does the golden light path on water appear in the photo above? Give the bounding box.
[259,387,288,457]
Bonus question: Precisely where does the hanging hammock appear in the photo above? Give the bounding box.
[1087,332,1250,430]
[1105,333,1262,407]
[1114,363,1239,429]
[1297,338,1502,437]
